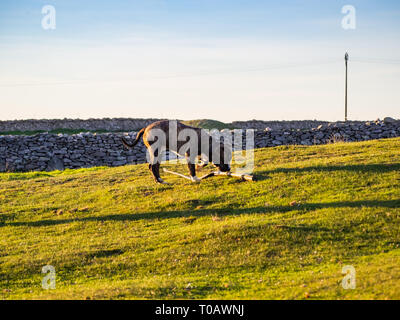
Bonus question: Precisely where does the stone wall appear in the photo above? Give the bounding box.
[251,118,400,149]
[0,118,162,132]
[0,117,371,132]
[231,120,331,130]
[0,118,399,172]
[0,132,147,172]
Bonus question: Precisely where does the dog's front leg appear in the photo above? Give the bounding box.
[188,163,201,182]
[186,153,201,183]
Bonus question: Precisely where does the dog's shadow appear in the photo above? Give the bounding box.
[7,198,399,228]
[252,174,270,181]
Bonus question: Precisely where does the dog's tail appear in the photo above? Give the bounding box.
[121,128,145,149]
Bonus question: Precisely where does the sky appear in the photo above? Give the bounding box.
[0,0,399,122]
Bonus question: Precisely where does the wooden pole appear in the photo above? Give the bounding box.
[345,52,349,121]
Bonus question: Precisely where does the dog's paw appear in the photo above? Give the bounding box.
[190,176,201,183]
[157,178,170,185]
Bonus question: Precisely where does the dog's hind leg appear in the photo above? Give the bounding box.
[148,163,164,183]
[148,150,169,184]
[149,163,169,184]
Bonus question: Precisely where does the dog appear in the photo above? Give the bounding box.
[121,120,231,184]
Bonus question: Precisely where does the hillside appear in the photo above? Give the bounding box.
[1,138,400,299]
[180,119,236,130]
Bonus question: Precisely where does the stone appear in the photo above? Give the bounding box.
[272,140,282,145]
[112,160,127,166]
[0,161,6,172]
[383,117,397,124]
[46,156,65,171]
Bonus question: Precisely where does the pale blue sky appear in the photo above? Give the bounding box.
[0,0,399,121]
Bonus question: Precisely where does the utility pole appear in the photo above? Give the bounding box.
[344,52,349,121]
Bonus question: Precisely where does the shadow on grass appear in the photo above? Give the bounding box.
[256,163,400,177]
[5,199,400,227]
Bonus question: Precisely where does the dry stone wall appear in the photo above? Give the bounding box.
[0,118,162,132]
[0,118,399,172]
[251,118,400,148]
[231,120,330,130]
[0,132,146,172]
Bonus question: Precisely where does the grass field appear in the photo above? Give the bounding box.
[1,138,399,300]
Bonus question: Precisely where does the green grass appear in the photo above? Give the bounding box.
[1,138,400,300]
